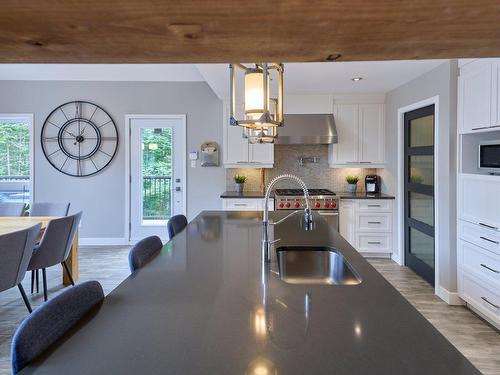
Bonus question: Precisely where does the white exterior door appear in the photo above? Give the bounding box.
[129,116,186,241]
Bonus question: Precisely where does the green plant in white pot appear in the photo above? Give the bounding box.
[234,174,247,193]
[346,175,359,193]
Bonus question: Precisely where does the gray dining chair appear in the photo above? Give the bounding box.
[27,211,82,301]
[167,214,187,239]
[30,202,70,217]
[29,202,71,294]
[0,202,26,217]
[128,235,163,273]
[0,224,42,313]
[11,280,104,374]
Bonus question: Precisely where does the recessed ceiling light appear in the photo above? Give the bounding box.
[352,77,363,82]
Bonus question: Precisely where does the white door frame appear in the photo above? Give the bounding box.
[124,114,187,242]
[396,96,440,296]
[0,113,35,204]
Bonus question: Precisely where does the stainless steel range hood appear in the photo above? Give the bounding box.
[274,114,337,145]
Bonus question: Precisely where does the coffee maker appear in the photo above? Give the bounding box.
[365,175,380,193]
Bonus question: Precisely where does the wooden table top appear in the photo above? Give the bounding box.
[0,216,59,235]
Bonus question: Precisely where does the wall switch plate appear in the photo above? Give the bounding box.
[189,151,198,160]
[191,160,196,168]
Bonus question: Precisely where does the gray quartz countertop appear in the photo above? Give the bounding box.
[21,211,478,374]
[220,190,268,198]
[337,192,395,199]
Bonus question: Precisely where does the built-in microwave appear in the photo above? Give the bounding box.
[479,141,500,171]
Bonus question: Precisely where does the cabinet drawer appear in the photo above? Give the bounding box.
[458,240,500,286]
[222,199,273,211]
[459,272,500,323]
[356,233,392,253]
[356,213,392,232]
[458,219,500,255]
[357,199,392,212]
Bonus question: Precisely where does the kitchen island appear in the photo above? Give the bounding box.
[21,211,479,374]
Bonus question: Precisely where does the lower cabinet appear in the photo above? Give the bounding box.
[340,199,394,256]
[221,198,274,211]
[458,219,500,328]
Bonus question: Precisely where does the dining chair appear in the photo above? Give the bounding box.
[27,211,82,301]
[30,202,70,217]
[11,280,104,374]
[29,202,71,294]
[167,214,188,239]
[128,235,163,273]
[0,202,26,217]
[0,224,42,313]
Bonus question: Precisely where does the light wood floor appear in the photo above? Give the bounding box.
[0,248,498,374]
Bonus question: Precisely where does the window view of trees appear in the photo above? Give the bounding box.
[141,128,172,221]
[0,121,31,203]
[0,122,30,177]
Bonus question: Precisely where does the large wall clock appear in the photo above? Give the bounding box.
[41,101,118,177]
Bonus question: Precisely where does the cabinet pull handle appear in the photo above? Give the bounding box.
[478,222,498,230]
[368,241,381,245]
[234,203,248,207]
[471,126,489,130]
[480,236,499,245]
[359,161,372,164]
[480,263,500,274]
[481,296,500,309]
[490,125,500,129]
[367,204,381,207]
[346,161,358,164]
[368,221,381,224]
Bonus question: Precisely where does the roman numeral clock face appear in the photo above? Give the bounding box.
[41,101,118,177]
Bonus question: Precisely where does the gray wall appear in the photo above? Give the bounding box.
[381,61,459,292]
[0,81,225,239]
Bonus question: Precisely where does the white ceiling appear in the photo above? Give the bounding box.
[0,60,446,96]
[196,60,447,98]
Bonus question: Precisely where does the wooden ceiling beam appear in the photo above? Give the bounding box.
[0,0,499,63]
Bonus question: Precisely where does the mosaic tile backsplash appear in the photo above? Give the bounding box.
[226,145,379,193]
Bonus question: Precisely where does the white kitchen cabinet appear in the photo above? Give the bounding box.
[458,174,500,230]
[222,100,274,168]
[339,198,394,256]
[221,198,274,211]
[339,199,356,246]
[328,103,385,167]
[458,60,492,133]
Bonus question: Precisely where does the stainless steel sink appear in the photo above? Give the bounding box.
[276,246,362,285]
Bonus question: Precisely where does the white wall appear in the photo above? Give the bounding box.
[380,61,459,293]
[0,81,225,241]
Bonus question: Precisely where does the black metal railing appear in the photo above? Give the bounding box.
[143,176,172,220]
[0,176,30,203]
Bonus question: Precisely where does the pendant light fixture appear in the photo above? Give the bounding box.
[229,63,284,144]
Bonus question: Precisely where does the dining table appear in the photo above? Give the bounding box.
[0,216,78,286]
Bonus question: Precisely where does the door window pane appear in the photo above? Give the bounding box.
[0,120,31,204]
[141,128,172,222]
[409,192,433,226]
[409,155,434,185]
[409,228,434,269]
[409,115,434,147]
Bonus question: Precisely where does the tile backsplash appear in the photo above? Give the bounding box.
[226,145,379,192]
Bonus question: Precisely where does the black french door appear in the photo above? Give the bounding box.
[404,105,435,286]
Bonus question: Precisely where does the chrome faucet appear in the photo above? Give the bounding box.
[262,174,313,262]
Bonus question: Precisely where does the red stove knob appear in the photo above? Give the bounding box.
[332,201,337,209]
[324,202,330,208]
[279,202,284,208]
[315,202,321,208]
[285,202,291,208]
[294,201,300,208]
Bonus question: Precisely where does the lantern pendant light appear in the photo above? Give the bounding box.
[229,63,284,144]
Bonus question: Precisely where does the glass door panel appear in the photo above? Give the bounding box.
[404,105,435,286]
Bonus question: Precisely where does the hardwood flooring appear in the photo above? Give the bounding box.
[0,247,498,374]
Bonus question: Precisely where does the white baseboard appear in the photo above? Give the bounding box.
[79,237,130,246]
[437,286,465,305]
[391,251,404,265]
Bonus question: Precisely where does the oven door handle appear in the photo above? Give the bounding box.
[317,211,339,216]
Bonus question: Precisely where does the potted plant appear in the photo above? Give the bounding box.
[346,175,359,193]
[234,174,247,193]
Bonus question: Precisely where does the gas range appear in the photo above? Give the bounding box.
[274,188,338,211]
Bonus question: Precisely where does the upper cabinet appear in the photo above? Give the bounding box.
[458,58,500,133]
[328,102,385,168]
[222,101,274,168]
